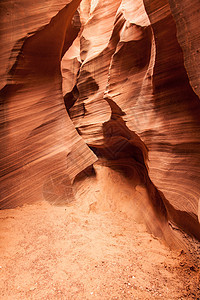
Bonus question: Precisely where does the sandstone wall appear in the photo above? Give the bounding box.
[1,0,200,242]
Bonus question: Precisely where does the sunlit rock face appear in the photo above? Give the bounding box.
[0,0,200,245]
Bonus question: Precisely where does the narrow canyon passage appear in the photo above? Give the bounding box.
[1,0,200,299]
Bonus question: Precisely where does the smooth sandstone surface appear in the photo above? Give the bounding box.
[0,0,97,208]
[0,0,200,245]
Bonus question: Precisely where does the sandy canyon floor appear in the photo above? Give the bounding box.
[0,187,200,299]
[0,202,200,300]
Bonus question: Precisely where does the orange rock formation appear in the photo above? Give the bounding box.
[0,0,200,246]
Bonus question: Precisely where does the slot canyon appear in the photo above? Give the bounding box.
[0,0,200,298]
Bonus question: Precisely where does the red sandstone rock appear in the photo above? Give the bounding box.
[0,0,200,245]
[0,0,96,208]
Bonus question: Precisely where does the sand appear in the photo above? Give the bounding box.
[0,193,199,299]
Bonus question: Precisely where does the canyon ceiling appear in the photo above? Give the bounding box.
[0,0,200,246]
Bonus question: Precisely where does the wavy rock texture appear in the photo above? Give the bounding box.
[0,0,96,208]
[0,0,200,246]
[168,0,200,98]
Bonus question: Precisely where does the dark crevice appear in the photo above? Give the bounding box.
[86,97,200,242]
[77,70,99,98]
[64,85,79,113]
[74,165,96,183]
[88,98,168,222]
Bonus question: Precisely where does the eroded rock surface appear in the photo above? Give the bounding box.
[0,0,200,245]
[0,0,96,208]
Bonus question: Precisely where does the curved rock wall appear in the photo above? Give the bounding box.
[168,0,200,98]
[66,0,200,239]
[0,0,96,208]
[0,0,200,243]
